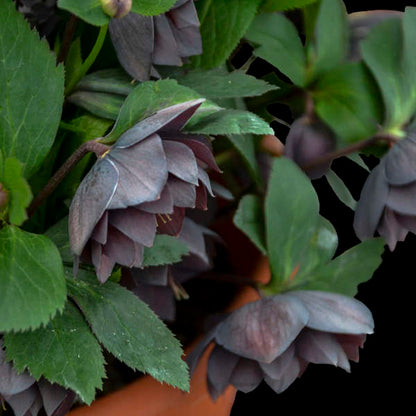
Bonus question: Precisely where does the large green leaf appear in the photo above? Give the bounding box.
[260,0,318,12]
[186,109,273,135]
[45,217,72,263]
[307,0,348,79]
[360,8,416,132]
[194,0,261,69]
[313,62,382,143]
[176,68,278,99]
[265,158,320,289]
[0,1,64,177]
[298,239,385,296]
[142,234,189,268]
[0,226,67,332]
[234,194,266,255]
[103,80,220,143]
[66,272,189,391]
[4,301,105,404]
[245,13,307,87]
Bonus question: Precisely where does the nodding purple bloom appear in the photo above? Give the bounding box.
[284,117,337,179]
[69,100,219,283]
[109,0,202,81]
[187,291,373,400]
[354,133,416,250]
[122,217,219,321]
[0,341,75,416]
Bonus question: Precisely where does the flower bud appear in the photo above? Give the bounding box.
[0,183,9,211]
[101,0,132,19]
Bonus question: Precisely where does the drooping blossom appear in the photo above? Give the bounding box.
[354,132,416,250]
[122,217,219,320]
[0,341,75,416]
[284,116,336,179]
[69,99,219,282]
[187,291,373,399]
[109,0,202,81]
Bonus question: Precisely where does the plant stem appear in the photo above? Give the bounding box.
[57,15,78,63]
[65,24,109,95]
[27,140,109,218]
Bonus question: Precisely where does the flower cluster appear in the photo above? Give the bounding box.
[187,290,373,399]
[354,132,416,250]
[69,99,219,282]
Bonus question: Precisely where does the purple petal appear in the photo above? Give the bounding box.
[153,15,182,66]
[138,186,174,214]
[69,158,119,255]
[259,344,296,380]
[114,100,205,149]
[109,13,154,81]
[384,136,416,185]
[133,284,176,321]
[377,208,408,250]
[166,176,196,208]
[185,329,217,375]
[336,334,366,362]
[131,265,169,286]
[0,342,35,395]
[163,140,199,185]
[156,207,185,236]
[229,358,263,393]
[109,207,156,246]
[91,241,116,283]
[91,212,108,245]
[291,291,374,334]
[215,295,309,363]
[207,346,240,400]
[108,134,168,209]
[3,386,38,416]
[195,183,208,210]
[197,166,214,196]
[178,217,208,262]
[38,380,75,416]
[169,0,199,29]
[177,138,220,172]
[386,181,416,215]
[353,161,389,240]
[296,329,351,372]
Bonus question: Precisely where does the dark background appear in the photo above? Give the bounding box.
[231,1,412,413]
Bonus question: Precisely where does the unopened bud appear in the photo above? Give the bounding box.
[0,183,9,210]
[101,0,132,19]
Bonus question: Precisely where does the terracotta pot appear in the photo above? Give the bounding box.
[69,225,270,416]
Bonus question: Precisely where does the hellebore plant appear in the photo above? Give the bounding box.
[1,0,415,415]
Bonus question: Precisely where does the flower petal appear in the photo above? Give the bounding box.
[384,136,416,185]
[195,182,208,210]
[109,13,154,81]
[264,355,300,394]
[215,295,309,363]
[377,208,408,250]
[91,212,108,245]
[3,386,38,416]
[229,358,263,393]
[69,158,119,255]
[197,166,214,196]
[108,134,168,209]
[153,15,182,66]
[291,291,374,334]
[336,334,366,362]
[131,265,169,286]
[38,380,75,416]
[133,284,176,321]
[167,176,196,208]
[138,186,174,214]
[156,207,185,236]
[91,240,116,283]
[386,181,416,215]
[259,344,296,380]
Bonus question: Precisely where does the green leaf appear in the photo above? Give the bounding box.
[0,1,64,177]
[176,68,278,99]
[77,69,134,96]
[4,301,105,404]
[0,157,32,225]
[67,91,126,120]
[142,234,189,268]
[194,0,261,69]
[245,13,307,87]
[265,158,320,289]
[313,62,382,143]
[65,38,84,91]
[346,153,370,172]
[66,272,189,391]
[307,0,348,79]
[131,0,177,16]
[360,8,416,131]
[103,79,220,143]
[45,217,72,263]
[325,169,357,210]
[57,0,109,26]
[234,194,266,255]
[0,226,67,332]
[260,0,318,12]
[299,239,385,296]
[185,109,273,135]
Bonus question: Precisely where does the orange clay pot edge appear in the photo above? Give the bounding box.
[68,257,271,416]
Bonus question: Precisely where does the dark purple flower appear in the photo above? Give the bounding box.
[109,0,202,81]
[0,341,75,416]
[122,217,219,320]
[69,99,219,282]
[187,291,373,399]
[354,133,416,250]
[284,116,336,179]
